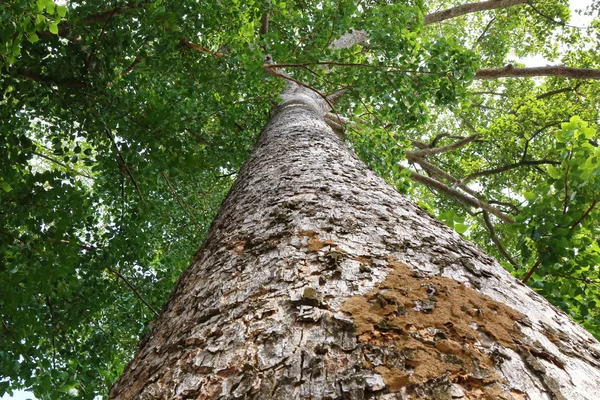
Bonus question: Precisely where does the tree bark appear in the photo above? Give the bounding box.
[110,86,600,399]
[424,0,529,25]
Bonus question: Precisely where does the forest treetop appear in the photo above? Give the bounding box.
[1,0,599,398]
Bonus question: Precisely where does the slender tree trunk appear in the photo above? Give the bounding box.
[110,86,600,399]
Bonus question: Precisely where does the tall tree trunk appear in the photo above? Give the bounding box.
[110,86,600,399]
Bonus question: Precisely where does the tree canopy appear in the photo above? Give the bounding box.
[1,0,599,398]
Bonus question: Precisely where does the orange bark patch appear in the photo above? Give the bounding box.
[342,258,525,396]
[306,236,339,252]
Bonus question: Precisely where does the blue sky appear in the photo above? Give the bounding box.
[0,391,35,400]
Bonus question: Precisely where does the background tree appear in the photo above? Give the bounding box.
[1,0,599,398]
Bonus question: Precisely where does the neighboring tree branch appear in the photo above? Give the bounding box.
[475,65,600,80]
[14,71,85,88]
[462,159,560,183]
[259,12,269,36]
[488,200,522,215]
[160,172,201,232]
[179,37,225,58]
[122,56,143,76]
[424,0,528,25]
[106,266,159,317]
[402,167,515,224]
[407,134,479,158]
[525,0,586,29]
[482,211,519,268]
[570,199,598,231]
[84,7,118,72]
[553,274,600,284]
[32,151,93,179]
[475,16,496,43]
[470,91,508,97]
[536,84,582,100]
[104,129,144,202]
[523,199,598,284]
[522,259,541,283]
[81,1,151,24]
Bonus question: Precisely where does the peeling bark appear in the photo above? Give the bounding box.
[110,86,600,399]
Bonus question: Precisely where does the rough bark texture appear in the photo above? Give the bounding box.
[424,0,529,25]
[110,86,600,399]
[475,65,600,80]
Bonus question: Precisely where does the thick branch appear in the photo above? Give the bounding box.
[475,65,600,80]
[408,156,483,201]
[424,0,528,25]
[259,12,269,36]
[407,134,479,158]
[403,168,515,224]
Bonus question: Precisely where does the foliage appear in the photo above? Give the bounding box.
[0,0,599,398]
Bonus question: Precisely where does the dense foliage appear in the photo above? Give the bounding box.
[1,0,598,398]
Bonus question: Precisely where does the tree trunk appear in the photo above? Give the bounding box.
[110,86,600,399]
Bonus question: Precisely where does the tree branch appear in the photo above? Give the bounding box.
[160,172,201,232]
[424,0,528,25]
[482,211,519,268]
[536,84,582,100]
[15,71,85,88]
[470,91,508,97]
[402,168,515,224]
[106,266,159,317]
[475,65,600,80]
[570,199,598,231]
[179,37,225,58]
[104,129,144,202]
[84,6,118,72]
[407,134,479,158]
[522,259,541,283]
[462,159,560,183]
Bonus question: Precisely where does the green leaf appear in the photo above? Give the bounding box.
[27,33,40,44]
[454,223,468,234]
[524,191,536,201]
[49,22,59,35]
[547,165,561,179]
[57,5,67,18]
[1,182,12,193]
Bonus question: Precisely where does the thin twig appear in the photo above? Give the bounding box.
[522,259,541,283]
[160,172,201,231]
[482,211,519,268]
[570,199,598,231]
[264,65,336,111]
[106,266,159,317]
[563,146,574,214]
[84,6,118,72]
[104,129,144,202]
[462,159,560,183]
